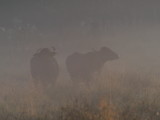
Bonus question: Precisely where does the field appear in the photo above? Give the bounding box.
[0,72,160,120]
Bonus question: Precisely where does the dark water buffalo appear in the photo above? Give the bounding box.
[66,47,119,85]
[30,47,59,88]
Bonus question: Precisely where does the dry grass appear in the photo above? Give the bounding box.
[0,72,160,120]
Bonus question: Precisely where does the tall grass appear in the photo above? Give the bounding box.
[0,72,160,120]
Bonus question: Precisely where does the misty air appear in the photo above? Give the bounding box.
[0,0,160,120]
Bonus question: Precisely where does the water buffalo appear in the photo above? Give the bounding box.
[30,47,59,88]
[66,47,119,85]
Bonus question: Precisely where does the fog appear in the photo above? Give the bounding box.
[1,1,160,119]
[0,0,160,81]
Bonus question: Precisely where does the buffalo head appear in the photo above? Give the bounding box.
[99,46,119,61]
[35,47,56,57]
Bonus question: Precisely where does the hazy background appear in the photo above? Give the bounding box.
[1,0,160,82]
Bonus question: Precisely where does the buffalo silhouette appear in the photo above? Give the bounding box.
[30,47,59,88]
[66,47,119,85]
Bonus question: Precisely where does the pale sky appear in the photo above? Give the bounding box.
[1,0,160,80]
